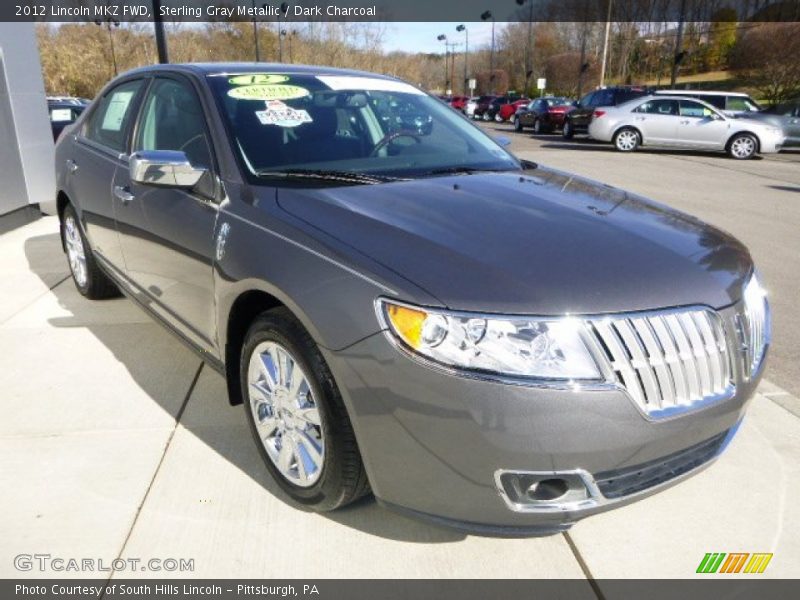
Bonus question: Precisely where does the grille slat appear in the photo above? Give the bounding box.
[588,308,732,417]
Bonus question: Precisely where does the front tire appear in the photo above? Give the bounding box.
[513,116,523,132]
[61,204,119,299]
[613,127,641,152]
[241,308,369,511]
[533,118,542,134]
[562,119,575,139]
[728,133,758,160]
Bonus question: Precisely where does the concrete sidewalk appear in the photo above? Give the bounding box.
[1,217,798,584]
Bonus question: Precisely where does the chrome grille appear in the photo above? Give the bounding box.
[586,308,733,418]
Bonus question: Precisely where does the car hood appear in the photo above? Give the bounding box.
[276,167,752,314]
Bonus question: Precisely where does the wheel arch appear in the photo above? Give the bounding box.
[613,124,644,144]
[56,190,72,252]
[223,288,286,406]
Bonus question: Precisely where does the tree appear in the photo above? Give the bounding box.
[544,53,600,97]
[731,23,800,104]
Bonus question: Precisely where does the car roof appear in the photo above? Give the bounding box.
[655,89,751,97]
[618,94,720,109]
[118,62,404,82]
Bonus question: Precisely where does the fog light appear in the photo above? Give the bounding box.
[527,478,569,501]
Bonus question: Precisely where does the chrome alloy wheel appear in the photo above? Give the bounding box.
[730,135,755,159]
[64,214,87,288]
[247,341,325,487]
[615,129,639,151]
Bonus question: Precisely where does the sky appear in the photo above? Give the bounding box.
[380,22,499,54]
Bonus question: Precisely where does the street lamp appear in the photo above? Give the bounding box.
[456,24,469,96]
[515,0,535,96]
[437,34,449,94]
[281,29,297,63]
[94,16,120,77]
[480,10,495,93]
[266,2,289,62]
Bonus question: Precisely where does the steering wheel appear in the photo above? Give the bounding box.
[370,130,422,157]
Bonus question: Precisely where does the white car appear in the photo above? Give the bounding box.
[463,96,480,117]
[588,95,785,159]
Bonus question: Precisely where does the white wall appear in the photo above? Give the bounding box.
[0,23,56,216]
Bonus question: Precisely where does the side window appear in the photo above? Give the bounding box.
[596,89,614,106]
[579,91,595,107]
[84,79,143,152]
[679,100,714,118]
[133,78,212,170]
[635,99,679,115]
[726,96,760,112]
[702,95,726,110]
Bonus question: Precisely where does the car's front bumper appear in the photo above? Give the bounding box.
[323,308,760,533]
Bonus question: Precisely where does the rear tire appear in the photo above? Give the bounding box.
[60,204,119,299]
[727,133,758,160]
[613,127,641,152]
[533,118,542,134]
[562,119,575,139]
[241,308,370,511]
[513,116,523,132]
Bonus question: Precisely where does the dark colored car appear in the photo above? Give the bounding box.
[739,98,800,147]
[54,64,769,535]
[485,96,525,122]
[471,95,497,120]
[513,97,573,133]
[48,102,85,141]
[563,87,650,138]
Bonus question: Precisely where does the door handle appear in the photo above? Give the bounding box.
[680,120,690,125]
[634,116,646,121]
[113,185,135,205]
[66,159,79,174]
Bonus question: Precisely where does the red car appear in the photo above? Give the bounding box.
[449,95,469,111]
[513,96,574,133]
[498,98,531,122]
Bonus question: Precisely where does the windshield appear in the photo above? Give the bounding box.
[207,73,519,181]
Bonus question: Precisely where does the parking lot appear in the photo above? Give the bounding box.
[1,133,799,585]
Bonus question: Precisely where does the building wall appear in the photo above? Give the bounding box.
[0,23,56,216]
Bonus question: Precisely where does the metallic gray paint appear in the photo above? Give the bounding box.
[55,63,765,531]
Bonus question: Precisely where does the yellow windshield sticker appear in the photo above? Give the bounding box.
[229,74,289,86]
[228,84,310,101]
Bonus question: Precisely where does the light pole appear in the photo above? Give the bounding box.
[670,0,688,87]
[515,0,535,96]
[251,0,260,62]
[94,16,120,77]
[481,10,495,93]
[456,24,469,96]
[267,2,289,62]
[282,30,296,63]
[437,34,449,93]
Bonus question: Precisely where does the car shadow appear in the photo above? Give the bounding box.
[767,185,800,193]
[23,232,468,544]
[538,141,767,161]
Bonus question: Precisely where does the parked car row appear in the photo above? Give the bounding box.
[499,86,798,160]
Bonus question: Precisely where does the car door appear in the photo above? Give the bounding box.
[676,100,729,149]
[523,100,540,125]
[785,104,800,144]
[68,79,145,269]
[114,75,220,353]
[631,99,679,144]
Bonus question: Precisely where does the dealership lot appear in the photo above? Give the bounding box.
[1,142,799,584]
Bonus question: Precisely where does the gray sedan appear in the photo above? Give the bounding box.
[588,95,785,159]
[53,64,769,534]
[738,99,800,148]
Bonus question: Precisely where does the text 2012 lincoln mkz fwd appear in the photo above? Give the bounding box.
[53,64,770,534]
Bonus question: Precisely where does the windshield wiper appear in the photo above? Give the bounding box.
[255,169,408,185]
[424,166,517,177]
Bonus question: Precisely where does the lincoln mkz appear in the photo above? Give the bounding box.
[53,64,770,534]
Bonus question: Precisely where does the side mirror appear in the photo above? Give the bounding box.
[130,150,206,188]
[495,135,511,148]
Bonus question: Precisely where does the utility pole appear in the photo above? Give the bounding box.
[437,34,449,93]
[577,23,588,98]
[670,0,687,87]
[516,0,535,97]
[251,0,260,62]
[152,0,169,63]
[599,0,613,87]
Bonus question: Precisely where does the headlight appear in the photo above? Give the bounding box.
[378,300,602,381]
[742,273,770,375]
